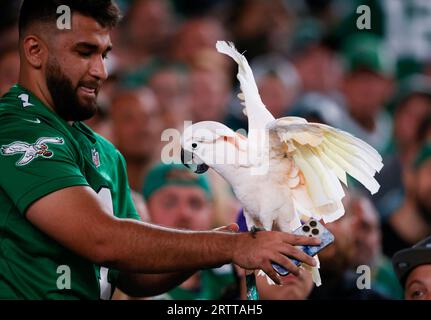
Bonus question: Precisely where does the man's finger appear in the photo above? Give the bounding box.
[261,264,281,285]
[280,245,317,267]
[271,253,301,277]
[213,223,239,233]
[283,233,321,246]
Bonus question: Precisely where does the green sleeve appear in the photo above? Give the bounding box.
[0,118,89,214]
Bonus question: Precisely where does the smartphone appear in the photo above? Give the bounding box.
[272,218,335,276]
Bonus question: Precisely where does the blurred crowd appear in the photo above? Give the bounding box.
[2,0,431,300]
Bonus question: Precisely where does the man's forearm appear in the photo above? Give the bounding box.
[27,186,320,287]
[100,218,241,273]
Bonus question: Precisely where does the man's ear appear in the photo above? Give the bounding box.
[22,35,47,69]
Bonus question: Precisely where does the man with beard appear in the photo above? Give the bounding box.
[0,0,319,299]
[381,143,431,258]
[348,191,403,299]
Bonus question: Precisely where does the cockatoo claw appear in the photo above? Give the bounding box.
[250,225,266,238]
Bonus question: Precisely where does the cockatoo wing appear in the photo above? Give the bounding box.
[216,41,275,131]
[268,117,383,223]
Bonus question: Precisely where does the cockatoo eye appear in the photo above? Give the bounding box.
[192,143,198,149]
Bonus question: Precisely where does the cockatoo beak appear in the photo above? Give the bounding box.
[181,148,192,169]
[194,163,209,174]
[181,148,209,174]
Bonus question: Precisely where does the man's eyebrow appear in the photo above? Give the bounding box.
[407,280,424,289]
[74,42,113,53]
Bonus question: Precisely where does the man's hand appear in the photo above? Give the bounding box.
[214,223,320,285]
[232,231,320,285]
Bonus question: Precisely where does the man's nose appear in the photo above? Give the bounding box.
[177,204,194,221]
[89,56,108,81]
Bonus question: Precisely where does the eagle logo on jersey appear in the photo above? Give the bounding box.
[1,137,64,166]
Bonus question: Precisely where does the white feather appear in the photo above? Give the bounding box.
[216,41,274,132]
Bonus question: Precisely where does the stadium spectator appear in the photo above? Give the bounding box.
[308,191,387,300]
[289,92,344,126]
[255,266,314,300]
[375,74,431,219]
[347,191,403,299]
[130,189,150,222]
[289,19,342,96]
[115,0,174,71]
[337,33,394,154]
[110,88,162,191]
[0,45,20,96]
[0,0,20,52]
[227,0,292,61]
[148,65,191,130]
[393,235,431,300]
[171,17,226,67]
[141,163,239,300]
[189,68,231,123]
[381,143,431,258]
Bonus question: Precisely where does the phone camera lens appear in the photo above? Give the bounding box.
[311,228,319,235]
[309,221,317,227]
[302,226,310,232]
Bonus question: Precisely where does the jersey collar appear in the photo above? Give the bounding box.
[6,84,98,143]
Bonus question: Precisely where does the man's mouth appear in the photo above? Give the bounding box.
[78,83,100,98]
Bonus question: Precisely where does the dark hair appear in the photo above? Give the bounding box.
[19,0,121,37]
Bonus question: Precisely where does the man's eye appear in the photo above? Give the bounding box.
[162,198,177,209]
[189,198,204,210]
[411,290,424,299]
[78,51,92,57]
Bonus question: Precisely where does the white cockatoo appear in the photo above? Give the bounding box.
[181,41,383,285]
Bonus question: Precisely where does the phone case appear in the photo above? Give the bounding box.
[272,219,335,276]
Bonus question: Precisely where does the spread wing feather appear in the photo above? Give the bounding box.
[268,117,383,223]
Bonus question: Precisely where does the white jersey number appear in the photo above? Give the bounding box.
[18,93,34,108]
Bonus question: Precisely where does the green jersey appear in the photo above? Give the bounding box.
[0,84,140,300]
